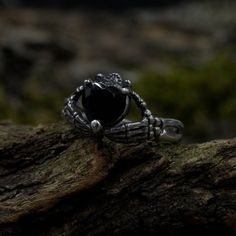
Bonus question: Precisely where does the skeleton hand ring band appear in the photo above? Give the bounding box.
[62,73,184,143]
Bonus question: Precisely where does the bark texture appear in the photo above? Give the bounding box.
[0,122,236,236]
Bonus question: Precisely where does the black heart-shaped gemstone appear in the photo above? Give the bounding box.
[82,84,128,127]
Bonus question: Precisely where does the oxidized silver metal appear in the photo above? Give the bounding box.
[62,73,184,143]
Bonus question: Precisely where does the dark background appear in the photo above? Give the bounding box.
[0,0,184,8]
[0,0,235,143]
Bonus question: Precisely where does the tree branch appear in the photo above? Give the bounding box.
[0,122,236,235]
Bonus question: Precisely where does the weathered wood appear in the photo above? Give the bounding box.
[0,122,236,235]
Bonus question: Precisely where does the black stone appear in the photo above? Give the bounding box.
[82,84,128,127]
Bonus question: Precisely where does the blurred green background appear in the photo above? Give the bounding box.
[0,0,235,143]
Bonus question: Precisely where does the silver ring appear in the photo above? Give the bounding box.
[62,73,184,143]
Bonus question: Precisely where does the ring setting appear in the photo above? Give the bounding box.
[63,73,184,143]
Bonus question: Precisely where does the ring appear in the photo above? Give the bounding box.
[62,73,184,143]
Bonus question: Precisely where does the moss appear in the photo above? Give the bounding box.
[133,52,236,142]
[169,140,226,171]
[13,68,66,124]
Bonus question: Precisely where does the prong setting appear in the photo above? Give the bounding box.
[121,88,130,95]
[125,80,132,87]
[91,120,103,134]
[84,79,93,88]
[96,74,104,80]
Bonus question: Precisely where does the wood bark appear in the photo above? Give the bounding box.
[0,121,236,236]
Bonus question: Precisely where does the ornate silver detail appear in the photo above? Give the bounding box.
[62,73,184,144]
[90,120,102,134]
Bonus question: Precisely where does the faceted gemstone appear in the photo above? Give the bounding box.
[82,84,128,127]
